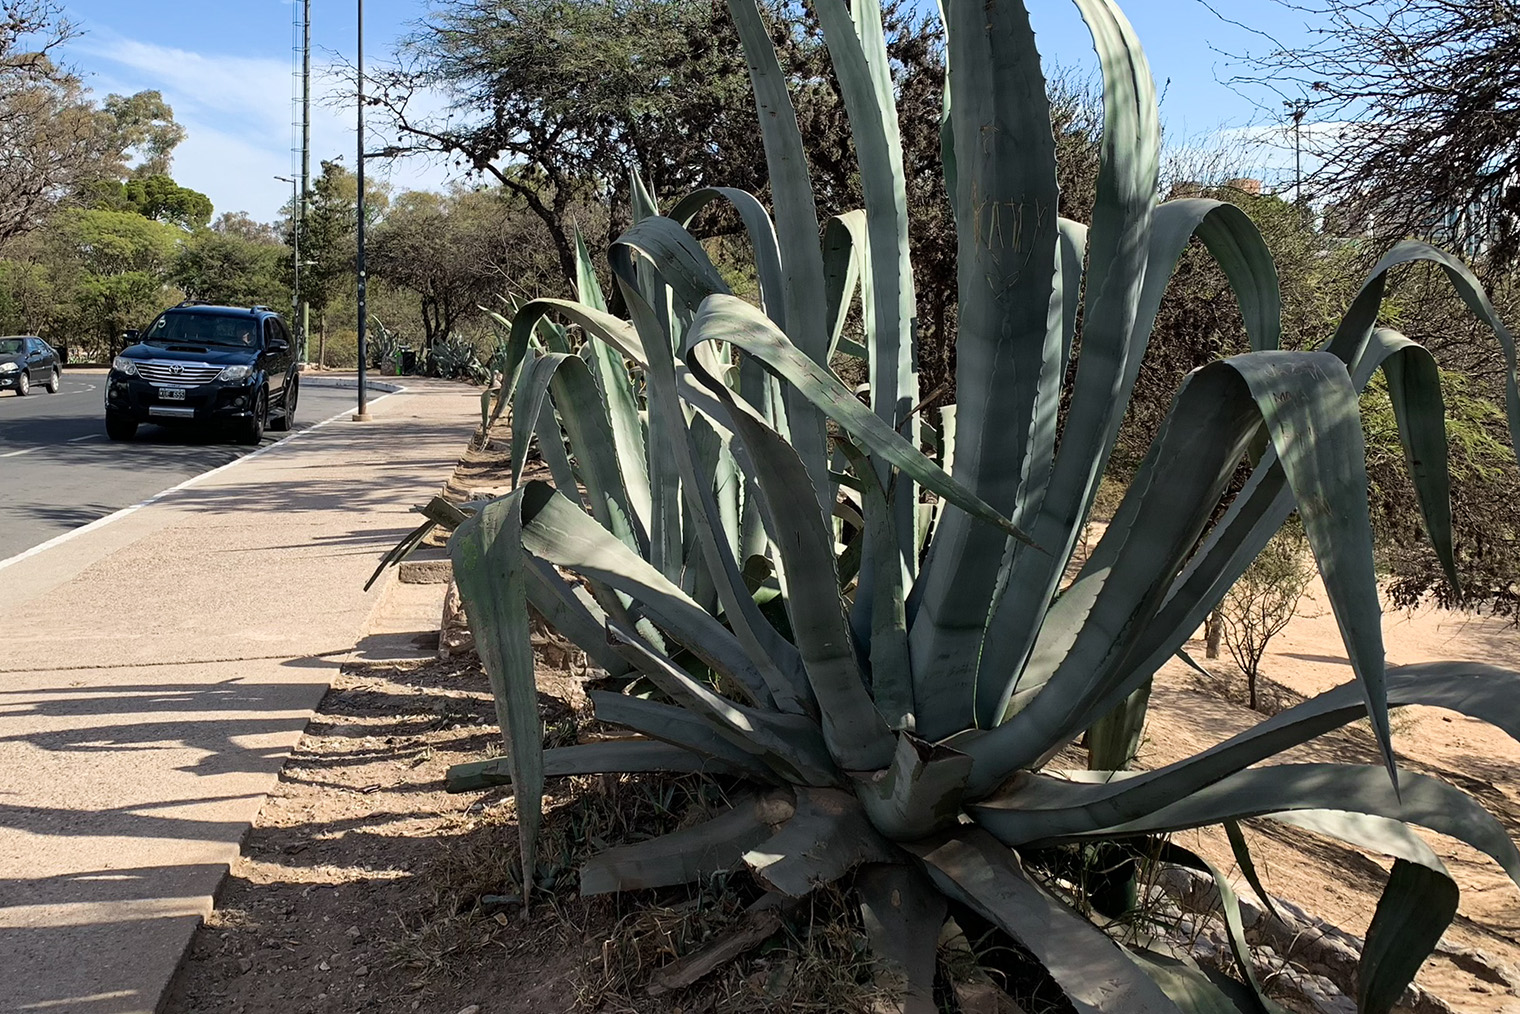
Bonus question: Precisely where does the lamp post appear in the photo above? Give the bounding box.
[353,0,370,422]
[1286,98,1309,207]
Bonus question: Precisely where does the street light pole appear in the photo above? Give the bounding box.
[353,0,370,422]
[275,175,299,320]
[300,0,312,364]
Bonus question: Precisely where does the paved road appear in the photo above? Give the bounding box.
[0,371,382,562]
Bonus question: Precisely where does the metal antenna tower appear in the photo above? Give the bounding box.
[290,0,312,363]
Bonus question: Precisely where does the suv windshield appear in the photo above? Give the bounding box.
[0,338,24,355]
[144,312,260,349]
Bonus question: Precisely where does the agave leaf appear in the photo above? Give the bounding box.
[725,0,832,502]
[985,764,1520,891]
[837,437,911,729]
[1325,240,1518,463]
[813,0,918,561]
[1221,820,1280,925]
[580,789,796,896]
[603,619,837,786]
[1158,842,1287,1014]
[1127,947,1265,1014]
[550,355,651,555]
[573,227,651,533]
[448,491,541,894]
[1361,860,1459,1014]
[520,556,637,676]
[682,318,896,772]
[909,828,1184,1014]
[509,351,568,487]
[976,198,1282,723]
[1058,217,1090,372]
[615,214,732,320]
[618,279,817,715]
[364,516,436,592]
[588,690,780,781]
[910,0,1062,738]
[744,786,898,897]
[822,211,868,357]
[670,186,790,429]
[445,740,744,793]
[684,294,1031,547]
[856,863,945,1014]
[512,481,783,709]
[972,351,1386,790]
[972,661,1520,841]
[532,407,580,505]
[1362,328,1457,593]
[856,732,973,842]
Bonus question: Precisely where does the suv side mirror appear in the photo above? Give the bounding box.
[123,329,140,342]
[267,336,289,353]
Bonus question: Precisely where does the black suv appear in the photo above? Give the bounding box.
[106,303,299,444]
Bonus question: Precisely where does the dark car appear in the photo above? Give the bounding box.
[105,303,299,444]
[0,335,62,396]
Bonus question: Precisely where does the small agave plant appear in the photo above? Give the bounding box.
[407,0,1520,1009]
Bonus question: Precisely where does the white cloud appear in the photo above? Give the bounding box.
[74,30,458,223]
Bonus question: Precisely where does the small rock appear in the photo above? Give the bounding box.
[346,925,362,939]
[236,958,253,974]
[318,959,331,972]
[458,1006,482,1014]
[355,965,369,977]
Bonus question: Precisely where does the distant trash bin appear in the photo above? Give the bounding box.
[401,349,417,374]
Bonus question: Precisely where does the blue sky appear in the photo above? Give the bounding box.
[54,0,1321,223]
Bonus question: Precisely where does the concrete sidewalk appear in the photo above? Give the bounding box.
[0,380,479,1013]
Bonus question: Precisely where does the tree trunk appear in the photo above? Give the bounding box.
[1205,607,1223,659]
[317,311,328,368]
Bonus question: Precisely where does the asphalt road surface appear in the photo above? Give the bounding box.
[0,370,385,562]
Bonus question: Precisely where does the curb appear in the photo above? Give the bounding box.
[299,375,406,394]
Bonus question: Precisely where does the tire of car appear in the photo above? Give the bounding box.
[105,411,137,441]
[237,389,267,446]
[270,377,297,432]
[46,367,60,394]
[15,371,29,396]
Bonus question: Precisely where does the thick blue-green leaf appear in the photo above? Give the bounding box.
[521,555,636,676]
[618,279,816,716]
[445,740,745,793]
[970,351,1387,792]
[683,316,895,771]
[684,295,1031,547]
[837,438,912,730]
[909,829,1184,1014]
[976,764,1520,892]
[725,0,832,502]
[588,690,780,781]
[1326,241,1518,465]
[910,0,1062,739]
[513,481,780,709]
[856,864,945,1014]
[822,211,867,358]
[448,492,541,893]
[1362,860,1459,1014]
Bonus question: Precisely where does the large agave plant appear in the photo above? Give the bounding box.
[430,0,1520,1009]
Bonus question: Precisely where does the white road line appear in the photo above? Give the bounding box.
[67,434,100,442]
[0,387,404,574]
[0,446,40,459]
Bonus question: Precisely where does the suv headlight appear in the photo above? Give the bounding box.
[0,362,18,373]
[110,356,138,377]
[217,364,253,382]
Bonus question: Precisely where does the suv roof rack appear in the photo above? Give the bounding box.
[250,305,272,312]
[175,300,211,307]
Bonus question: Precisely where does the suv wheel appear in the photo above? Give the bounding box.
[15,371,29,396]
[237,389,267,446]
[270,378,297,432]
[45,368,60,394]
[106,412,137,441]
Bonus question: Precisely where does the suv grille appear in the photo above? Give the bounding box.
[135,360,224,386]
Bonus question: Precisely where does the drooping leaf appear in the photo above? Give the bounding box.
[445,740,744,793]
[856,863,946,1014]
[744,786,897,896]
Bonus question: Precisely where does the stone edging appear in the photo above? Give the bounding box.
[1155,865,1519,1014]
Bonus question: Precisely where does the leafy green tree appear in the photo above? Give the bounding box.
[288,160,388,365]
[367,186,560,348]
[99,90,185,179]
[173,219,287,308]
[93,173,213,230]
[48,207,180,355]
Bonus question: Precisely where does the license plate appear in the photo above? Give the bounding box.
[160,387,187,401]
